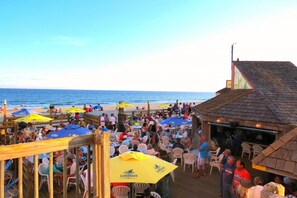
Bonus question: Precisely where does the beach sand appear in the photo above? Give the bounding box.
[0,101,201,119]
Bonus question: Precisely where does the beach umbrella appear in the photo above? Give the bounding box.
[45,124,92,139]
[14,114,53,123]
[110,151,177,183]
[12,108,40,116]
[159,117,192,126]
[116,102,134,109]
[66,107,85,114]
[93,105,103,110]
[158,104,170,109]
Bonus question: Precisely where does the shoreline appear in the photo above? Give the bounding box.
[0,101,201,119]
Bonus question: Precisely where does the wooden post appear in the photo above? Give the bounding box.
[34,155,39,198]
[49,152,54,198]
[93,131,100,197]
[18,157,23,198]
[3,100,7,123]
[87,145,91,197]
[63,150,67,198]
[102,132,110,198]
[75,147,79,198]
[0,160,4,198]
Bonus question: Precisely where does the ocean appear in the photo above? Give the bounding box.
[0,88,215,108]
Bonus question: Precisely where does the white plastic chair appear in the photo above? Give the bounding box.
[80,173,88,198]
[241,142,252,159]
[133,183,150,197]
[151,191,162,198]
[170,158,178,182]
[142,135,148,143]
[252,144,263,159]
[183,153,196,173]
[38,163,49,191]
[112,186,130,198]
[110,146,115,157]
[161,136,170,146]
[66,162,85,192]
[209,153,224,175]
[42,158,49,164]
[172,148,184,164]
[210,147,221,161]
[137,143,148,151]
[119,145,129,154]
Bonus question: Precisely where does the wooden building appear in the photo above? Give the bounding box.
[192,61,297,153]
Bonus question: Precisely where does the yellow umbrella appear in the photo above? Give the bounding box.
[14,114,53,123]
[159,104,170,109]
[66,107,86,114]
[116,102,134,109]
[110,151,177,183]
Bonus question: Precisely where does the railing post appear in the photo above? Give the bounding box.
[34,155,39,198]
[49,152,54,198]
[102,132,110,198]
[18,157,23,198]
[0,160,4,198]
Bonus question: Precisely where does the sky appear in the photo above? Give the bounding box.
[0,0,297,92]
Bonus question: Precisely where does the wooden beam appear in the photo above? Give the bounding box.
[0,134,94,161]
[87,145,91,197]
[75,147,79,198]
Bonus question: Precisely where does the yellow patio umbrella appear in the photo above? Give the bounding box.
[116,102,134,109]
[110,151,177,183]
[14,114,53,123]
[66,106,86,114]
[159,104,170,109]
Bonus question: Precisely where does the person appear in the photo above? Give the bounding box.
[146,144,156,155]
[220,149,232,197]
[194,137,209,177]
[172,138,185,150]
[222,156,236,198]
[109,113,117,131]
[246,176,264,198]
[100,113,105,127]
[142,188,153,198]
[156,150,170,198]
[274,175,290,195]
[232,160,251,197]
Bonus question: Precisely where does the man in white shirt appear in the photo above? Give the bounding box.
[109,113,117,131]
[100,113,105,127]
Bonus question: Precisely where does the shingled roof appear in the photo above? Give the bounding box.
[252,127,297,179]
[193,61,297,125]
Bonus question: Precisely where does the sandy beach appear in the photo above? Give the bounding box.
[0,101,201,120]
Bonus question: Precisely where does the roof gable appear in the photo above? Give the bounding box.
[252,127,297,179]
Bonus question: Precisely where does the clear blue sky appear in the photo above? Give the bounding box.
[1,0,297,92]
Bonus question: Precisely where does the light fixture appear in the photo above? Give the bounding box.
[216,119,222,123]
[256,123,262,128]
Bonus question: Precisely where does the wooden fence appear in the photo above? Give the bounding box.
[0,131,110,198]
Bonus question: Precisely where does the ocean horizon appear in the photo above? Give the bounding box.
[0,88,215,108]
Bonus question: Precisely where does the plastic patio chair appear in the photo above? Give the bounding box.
[150,191,162,198]
[112,186,130,198]
[170,158,178,182]
[118,145,129,154]
[172,147,184,164]
[133,183,150,197]
[252,144,264,159]
[110,146,116,157]
[241,142,252,159]
[183,153,196,173]
[209,153,224,175]
[38,163,50,191]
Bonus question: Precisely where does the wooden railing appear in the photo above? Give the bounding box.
[0,131,110,198]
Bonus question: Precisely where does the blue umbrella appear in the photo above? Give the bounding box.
[159,117,192,125]
[12,108,40,116]
[93,105,103,110]
[46,124,92,139]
